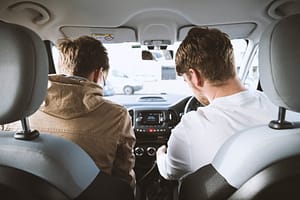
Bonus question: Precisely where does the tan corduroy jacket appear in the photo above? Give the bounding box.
[5,74,136,187]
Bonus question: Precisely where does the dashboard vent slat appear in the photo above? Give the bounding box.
[137,96,167,102]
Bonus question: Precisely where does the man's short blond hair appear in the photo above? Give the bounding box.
[57,36,109,78]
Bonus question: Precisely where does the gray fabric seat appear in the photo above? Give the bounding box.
[0,21,133,200]
[178,13,300,200]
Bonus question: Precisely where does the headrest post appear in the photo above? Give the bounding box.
[14,117,40,140]
[21,117,30,133]
[268,107,294,130]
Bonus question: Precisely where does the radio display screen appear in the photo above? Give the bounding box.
[140,111,163,125]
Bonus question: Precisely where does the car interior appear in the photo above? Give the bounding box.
[0,0,300,199]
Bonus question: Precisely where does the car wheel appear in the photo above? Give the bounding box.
[123,86,134,95]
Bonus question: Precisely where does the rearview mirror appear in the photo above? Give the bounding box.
[142,50,173,60]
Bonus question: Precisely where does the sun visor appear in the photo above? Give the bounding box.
[60,26,137,43]
[178,23,256,41]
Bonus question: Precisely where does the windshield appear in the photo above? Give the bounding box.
[103,39,247,107]
[52,39,248,107]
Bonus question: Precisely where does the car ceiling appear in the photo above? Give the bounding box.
[0,0,299,44]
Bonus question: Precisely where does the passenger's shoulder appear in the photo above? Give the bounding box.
[101,98,128,113]
[2,121,22,131]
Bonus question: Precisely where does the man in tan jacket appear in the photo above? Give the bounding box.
[5,36,136,188]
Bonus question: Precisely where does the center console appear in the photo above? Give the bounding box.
[128,107,179,180]
[130,108,178,139]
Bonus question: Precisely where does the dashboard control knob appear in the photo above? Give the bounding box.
[136,116,142,122]
[134,147,144,157]
[147,147,156,157]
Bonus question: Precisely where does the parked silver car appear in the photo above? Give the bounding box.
[106,69,143,95]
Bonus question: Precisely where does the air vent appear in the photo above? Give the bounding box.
[167,110,179,127]
[137,96,167,102]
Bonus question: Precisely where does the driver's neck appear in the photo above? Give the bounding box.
[204,77,246,103]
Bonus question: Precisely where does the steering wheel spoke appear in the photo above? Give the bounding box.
[183,96,204,114]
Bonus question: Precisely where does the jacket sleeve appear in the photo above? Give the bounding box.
[112,108,136,188]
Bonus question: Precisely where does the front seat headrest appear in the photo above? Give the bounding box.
[259,13,300,112]
[0,21,48,124]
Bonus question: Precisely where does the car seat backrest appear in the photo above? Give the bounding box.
[0,21,134,200]
[213,13,300,199]
[0,21,101,199]
[0,131,101,199]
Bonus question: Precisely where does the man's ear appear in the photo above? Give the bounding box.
[93,68,101,83]
[188,68,204,88]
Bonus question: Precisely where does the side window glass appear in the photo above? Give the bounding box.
[231,39,247,79]
[244,49,259,90]
[51,45,60,73]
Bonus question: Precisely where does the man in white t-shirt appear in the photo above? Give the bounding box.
[156,27,277,180]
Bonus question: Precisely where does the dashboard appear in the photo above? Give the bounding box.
[129,107,180,180]
[132,109,178,139]
[128,96,202,181]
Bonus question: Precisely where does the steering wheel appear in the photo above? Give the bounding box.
[183,96,204,114]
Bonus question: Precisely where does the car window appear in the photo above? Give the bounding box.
[51,45,60,73]
[244,48,259,90]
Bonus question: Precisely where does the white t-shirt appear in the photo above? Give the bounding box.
[156,90,278,180]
